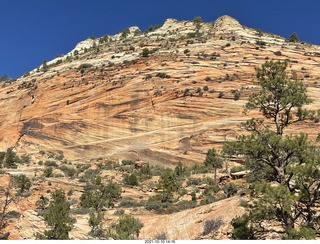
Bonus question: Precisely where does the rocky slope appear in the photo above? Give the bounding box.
[1,15,320,166]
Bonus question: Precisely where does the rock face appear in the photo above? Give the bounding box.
[212,15,244,34]
[0,15,320,166]
[139,196,244,240]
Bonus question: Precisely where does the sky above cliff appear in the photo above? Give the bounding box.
[1,0,319,78]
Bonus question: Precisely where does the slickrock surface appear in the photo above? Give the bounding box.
[0,15,319,166]
[138,196,244,240]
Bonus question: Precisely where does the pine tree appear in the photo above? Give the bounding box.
[204,148,223,182]
[224,61,320,239]
[288,32,300,42]
[36,189,73,240]
[13,174,31,193]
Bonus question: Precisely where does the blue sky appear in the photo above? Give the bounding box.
[1,0,319,78]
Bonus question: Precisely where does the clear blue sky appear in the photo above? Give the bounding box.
[1,0,319,78]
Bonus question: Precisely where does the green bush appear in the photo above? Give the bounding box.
[234,91,241,101]
[45,161,58,167]
[274,51,282,56]
[7,210,21,219]
[218,91,224,98]
[155,232,167,240]
[174,200,197,211]
[105,214,143,240]
[43,167,53,177]
[71,208,90,215]
[114,209,125,215]
[142,48,150,57]
[118,197,141,208]
[231,214,255,240]
[222,182,238,198]
[123,173,139,186]
[203,217,224,236]
[77,63,93,70]
[13,174,31,194]
[230,165,246,173]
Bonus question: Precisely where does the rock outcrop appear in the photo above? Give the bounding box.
[0,15,319,166]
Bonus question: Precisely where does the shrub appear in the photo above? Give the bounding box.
[203,85,209,91]
[77,63,93,70]
[142,48,150,57]
[114,209,125,215]
[256,40,266,46]
[118,197,141,208]
[203,217,224,236]
[175,200,197,211]
[184,49,190,54]
[156,73,170,79]
[121,160,135,166]
[43,167,53,177]
[230,165,246,173]
[144,200,171,213]
[274,51,282,56]
[105,214,143,240]
[231,214,255,240]
[205,76,211,81]
[191,191,196,201]
[155,232,167,240]
[234,91,241,101]
[69,198,78,205]
[186,178,202,186]
[144,74,152,80]
[222,182,238,198]
[218,91,224,98]
[80,179,122,210]
[67,188,74,196]
[123,173,139,186]
[7,210,21,219]
[71,208,90,215]
[45,161,58,167]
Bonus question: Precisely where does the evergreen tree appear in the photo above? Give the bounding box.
[13,174,31,193]
[105,214,143,240]
[88,210,104,237]
[288,32,300,42]
[224,61,320,239]
[204,148,223,182]
[80,178,121,211]
[157,170,180,203]
[5,148,17,168]
[142,48,150,57]
[36,189,73,240]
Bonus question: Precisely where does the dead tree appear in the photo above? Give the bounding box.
[0,183,17,240]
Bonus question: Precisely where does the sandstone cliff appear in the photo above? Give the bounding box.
[0,15,319,167]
